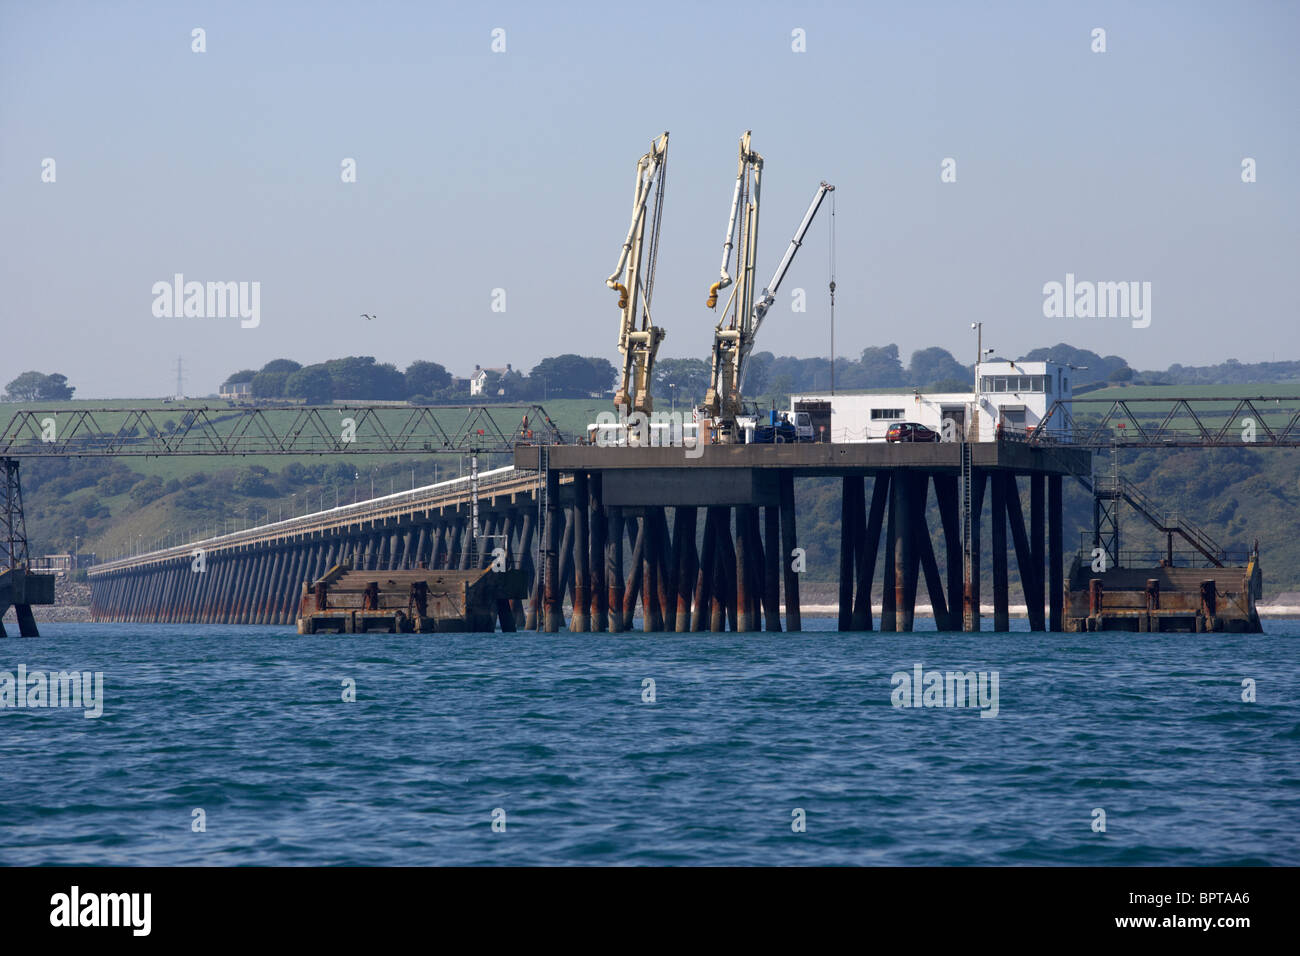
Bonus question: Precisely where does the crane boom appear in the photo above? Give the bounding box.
[608,132,670,417]
[740,181,834,387]
[701,133,763,441]
[700,133,833,443]
[706,131,763,309]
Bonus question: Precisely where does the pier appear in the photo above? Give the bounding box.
[74,438,1091,633]
[1064,562,1263,633]
[516,440,1089,633]
[1,395,1285,635]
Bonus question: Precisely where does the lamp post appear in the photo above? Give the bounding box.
[971,323,995,440]
[971,324,994,391]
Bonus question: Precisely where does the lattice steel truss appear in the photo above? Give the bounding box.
[0,404,566,457]
[1,458,29,572]
[1030,395,1300,447]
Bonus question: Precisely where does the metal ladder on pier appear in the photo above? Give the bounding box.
[536,445,549,619]
[960,438,973,628]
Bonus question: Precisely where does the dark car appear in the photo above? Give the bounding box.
[886,422,940,443]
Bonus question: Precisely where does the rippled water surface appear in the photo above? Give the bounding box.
[1,619,1297,865]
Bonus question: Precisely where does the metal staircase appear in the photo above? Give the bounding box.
[1090,474,1227,567]
[1067,456,1226,569]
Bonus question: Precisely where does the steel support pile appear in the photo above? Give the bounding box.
[89,456,1070,634]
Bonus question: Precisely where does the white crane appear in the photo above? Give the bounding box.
[706,131,763,311]
[607,131,670,417]
[745,180,835,388]
[702,131,833,443]
[701,132,762,441]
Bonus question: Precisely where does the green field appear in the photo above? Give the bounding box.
[1082,383,1300,401]
[1065,384,1300,440]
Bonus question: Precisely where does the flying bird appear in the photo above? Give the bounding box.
[361,313,376,321]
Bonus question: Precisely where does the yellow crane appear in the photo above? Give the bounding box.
[703,131,833,443]
[702,131,763,440]
[607,131,670,419]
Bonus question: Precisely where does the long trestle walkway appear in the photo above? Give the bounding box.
[87,440,1089,633]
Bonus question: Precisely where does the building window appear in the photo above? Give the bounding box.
[871,408,904,420]
[981,375,1056,393]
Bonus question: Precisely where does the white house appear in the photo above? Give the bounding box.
[219,381,252,400]
[792,360,1073,442]
[469,364,512,397]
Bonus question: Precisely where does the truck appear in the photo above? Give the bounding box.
[740,407,815,443]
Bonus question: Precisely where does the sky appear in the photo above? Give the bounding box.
[1,0,1297,398]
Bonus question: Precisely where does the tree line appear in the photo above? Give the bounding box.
[12,343,1300,410]
[654,343,1138,406]
[217,344,1149,409]
[221,355,618,403]
[2,371,75,401]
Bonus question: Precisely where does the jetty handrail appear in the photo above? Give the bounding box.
[89,465,534,573]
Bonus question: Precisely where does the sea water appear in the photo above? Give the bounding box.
[1,619,1296,865]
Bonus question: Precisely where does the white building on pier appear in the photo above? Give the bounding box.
[793,360,1074,443]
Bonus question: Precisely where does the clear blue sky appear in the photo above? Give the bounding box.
[2,0,1296,397]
